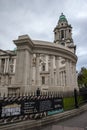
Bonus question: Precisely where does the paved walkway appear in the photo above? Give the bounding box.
[52,126,84,130]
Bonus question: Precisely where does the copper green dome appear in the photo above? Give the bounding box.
[59,13,67,22]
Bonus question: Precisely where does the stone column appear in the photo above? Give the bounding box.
[60,72,62,86]
[15,50,25,84]
[36,54,40,86]
[65,59,70,87]
[14,48,31,93]
[13,35,34,94]
[4,58,7,74]
[69,61,73,87]
[55,56,60,86]
[32,64,36,85]
[73,63,78,88]
[13,59,16,73]
[63,71,66,86]
[50,56,54,86]
[46,55,48,71]
[23,50,31,86]
[6,58,9,73]
[62,71,64,86]
[0,59,1,73]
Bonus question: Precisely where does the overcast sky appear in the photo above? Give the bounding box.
[0,0,87,71]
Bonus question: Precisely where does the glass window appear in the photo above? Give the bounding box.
[69,29,71,33]
[61,43,65,46]
[61,30,64,39]
[9,65,14,73]
[8,77,11,85]
[42,64,45,71]
[9,58,14,64]
[42,76,45,85]
[9,58,14,73]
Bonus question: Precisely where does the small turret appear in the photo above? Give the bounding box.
[58,13,68,23]
[54,13,74,47]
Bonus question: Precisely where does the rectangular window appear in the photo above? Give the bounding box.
[8,77,12,85]
[9,65,14,73]
[9,58,14,73]
[42,64,45,71]
[42,76,45,85]
[9,58,14,64]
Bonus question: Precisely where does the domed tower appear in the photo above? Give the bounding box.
[54,13,75,49]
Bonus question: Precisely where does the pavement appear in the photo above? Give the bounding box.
[52,125,85,130]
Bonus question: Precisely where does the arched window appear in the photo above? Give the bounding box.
[61,30,64,39]
[61,43,65,46]
[69,29,71,33]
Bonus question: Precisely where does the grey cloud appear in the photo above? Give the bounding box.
[77,54,87,71]
[0,0,87,71]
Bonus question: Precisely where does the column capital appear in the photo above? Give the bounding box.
[65,58,70,62]
[55,56,59,60]
[50,55,54,59]
[36,53,40,57]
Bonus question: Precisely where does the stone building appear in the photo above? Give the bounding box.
[0,13,78,96]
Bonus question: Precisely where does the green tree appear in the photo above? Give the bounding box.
[78,67,87,88]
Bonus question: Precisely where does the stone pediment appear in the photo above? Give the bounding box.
[0,49,16,56]
[0,49,8,55]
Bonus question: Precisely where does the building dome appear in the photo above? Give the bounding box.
[59,13,67,22]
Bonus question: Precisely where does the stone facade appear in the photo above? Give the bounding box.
[0,13,78,96]
[0,50,16,95]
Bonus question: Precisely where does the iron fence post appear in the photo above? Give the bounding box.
[74,88,79,108]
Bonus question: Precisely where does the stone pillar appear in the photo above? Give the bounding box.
[32,65,36,85]
[55,56,60,86]
[14,48,31,93]
[46,56,48,71]
[32,54,36,85]
[65,59,70,87]
[62,71,64,86]
[15,50,24,84]
[73,63,78,88]
[60,72,62,86]
[4,58,7,73]
[50,56,54,86]
[13,35,34,94]
[23,50,31,86]
[6,58,9,73]
[69,61,73,87]
[0,59,1,73]
[63,71,66,86]
[36,54,40,86]
[13,59,16,73]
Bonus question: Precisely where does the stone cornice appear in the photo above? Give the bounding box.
[32,40,77,63]
[13,36,34,49]
[13,36,77,63]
